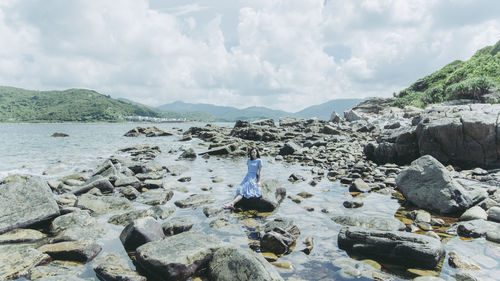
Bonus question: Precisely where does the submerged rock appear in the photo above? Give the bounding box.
[174,194,215,208]
[0,175,60,234]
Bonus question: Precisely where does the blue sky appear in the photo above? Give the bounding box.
[0,0,499,111]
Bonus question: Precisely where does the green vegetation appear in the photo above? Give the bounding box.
[393,39,500,108]
[0,86,163,122]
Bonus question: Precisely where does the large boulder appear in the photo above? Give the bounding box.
[135,231,223,280]
[416,104,500,169]
[364,126,419,165]
[260,217,300,255]
[396,155,487,215]
[338,227,445,269]
[0,175,60,234]
[234,179,286,212]
[120,217,165,251]
[208,247,283,281]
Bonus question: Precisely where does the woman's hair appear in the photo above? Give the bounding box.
[248,147,261,159]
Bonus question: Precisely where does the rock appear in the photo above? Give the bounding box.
[251,118,276,127]
[413,277,445,281]
[343,199,363,208]
[37,240,102,263]
[363,127,419,166]
[487,206,500,222]
[279,141,302,156]
[108,209,153,226]
[135,231,222,280]
[29,261,86,280]
[119,186,140,200]
[199,145,233,156]
[331,215,406,231]
[142,179,163,189]
[349,178,372,193]
[114,176,140,188]
[51,132,69,137]
[456,219,498,238]
[330,111,342,123]
[0,247,51,280]
[167,165,189,176]
[416,104,500,169]
[288,173,306,182]
[0,175,60,234]
[50,210,107,242]
[301,237,314,255]
[34,275,89,281]
[174,194,215,208]
[459,206,488,221]
[70,177,114,195]
[410,210,432,223]
[297,192,313,199]
[162,217,193,236]
[321,125,341,135]
[120,217,165,251]
[344,109,363,121]
[338,227,445,269]
[448,251,481,270]
[486,226,500,243]
[396,155,484,214]
[202,205,223,218]
[288,195,303,204]
[56,193,78,207]
[93,253,146,281]
[452,272,478,281]
[75,194,134,215]
[136,189,173,206]
[0,229,46,244]
[124,126,176,137]
[234,179,286,212]
[179,148,197,160]
[260,217,300,255]
[208,247,283,281]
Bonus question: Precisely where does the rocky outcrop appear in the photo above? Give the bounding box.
[0,175,60,234]
[338,227,445,269]
[124,126,179,137]
[396,155,487,215]
[234,179,286,212]
[230,121,281,142]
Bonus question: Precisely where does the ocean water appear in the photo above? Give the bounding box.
[1,123,499,281]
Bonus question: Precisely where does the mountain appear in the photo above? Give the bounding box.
[157,99,364,121]
[293,99,365,119]
[393,39,500,108]
[0,86,163,122]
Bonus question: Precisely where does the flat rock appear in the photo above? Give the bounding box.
[70,177,114,195]
[0,175,60,234]
[208,247,283,281]
[456,219,498,238]
[93,253,146,281]
[50,210,107,242]
[332,215,406,231]
[350,178,372,193]
[162,217,194,236]
[29,261,86,280]
[459,206,488,221]
[135,231,223,280]
[166,165,189,176]
[338,227,445,269]
[0,228,46,244]
[75,194,134,215]
[0,247,51,280]
[136,189,173,206]
[174,194,215,208]
[37,240,101,263]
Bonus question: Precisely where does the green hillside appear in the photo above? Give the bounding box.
[393,39,500,108]
[0,86,163,122]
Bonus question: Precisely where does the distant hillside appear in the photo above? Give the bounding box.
[293,99,365,119]
[393,39,500,108]
[0,86,163,122]
[157,99,364,121]
[157,101,289,121]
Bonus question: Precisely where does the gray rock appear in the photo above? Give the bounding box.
[70,177,114,195]
[0,229,46,244]
[142,179,163,189]
[448,251,481,270]
[114,176,140,188]
[279,141,302,156]
[344,109,363,121]
[179,148,197,160]
[0,247,51,280]
[75,194,134,215]
[460,206,488,221]
[124,126,176,137]
[452,272,478,281]
[34,275,90,281]
[93,253,146,281]
[174,194,215,208]
[412,277,445,281]
[208,247,283,281]
[349,178,372,193]
[37,240,102,263]
[0,175,60,234]
[332,215,405,231]
[410,210,432,223]
[396,155,482,214]
[487,206,500,222]
[338,227,445,269]
[234,179,286,212]
[50,210,107,242]
[343,199,363,208]
[456,219,498,238]
[260,217,300,255]
[56,193,77,207]
[162,217,194,236]
[486,226,500,243]
[136,189,173,206]
[330,111,342,123]
[29,262,86,280]
[135,231,223,280]
[108,209,153,226]
[120,217,165,251]
[166,165,189,176]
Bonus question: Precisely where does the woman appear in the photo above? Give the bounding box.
[224,148,263,209]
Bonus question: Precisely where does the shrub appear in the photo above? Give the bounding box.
[422,85,444,104]
[445,76,493,100]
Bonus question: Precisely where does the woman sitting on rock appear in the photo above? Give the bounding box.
[224,147,263,210]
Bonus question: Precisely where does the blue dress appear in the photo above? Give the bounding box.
[237,158,263,198]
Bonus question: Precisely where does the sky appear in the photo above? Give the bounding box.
[0,0,499,112]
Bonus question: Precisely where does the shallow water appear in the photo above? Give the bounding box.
[1,123,499,281]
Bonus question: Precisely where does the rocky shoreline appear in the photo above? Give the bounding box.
[0,98,499,281]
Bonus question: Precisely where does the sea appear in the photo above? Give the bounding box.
[1,123,499,281]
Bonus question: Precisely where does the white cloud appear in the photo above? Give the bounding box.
[0,0,498,112]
